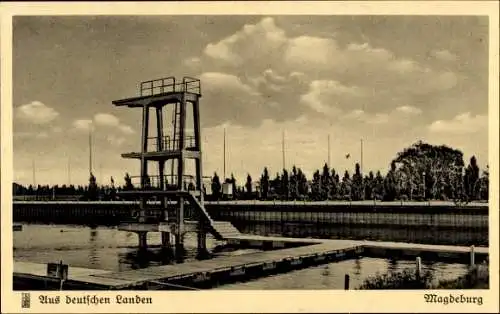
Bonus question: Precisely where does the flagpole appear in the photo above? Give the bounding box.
[89,128,93,175]
[327,134,331,166]
[223,128,226,180]
[32,159,36,187]
[282,130,285,171]
[68,157,71,185]
[360,138,364,175]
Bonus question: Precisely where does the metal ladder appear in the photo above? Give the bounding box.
[170,101,182,181]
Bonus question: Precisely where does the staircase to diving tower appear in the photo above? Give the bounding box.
[185,192,241,240]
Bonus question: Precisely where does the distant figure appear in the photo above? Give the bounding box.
[321,265,330,276]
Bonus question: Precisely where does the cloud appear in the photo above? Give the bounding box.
[300,80,363,116]
[94,113,120,127]
[281,32,458,95]
[204,17,287,69]
[72,113,135,134]
[199,72,268,127]
[343,110,389,125]
[118,125,135,134]
[13,123,64,141]
[51,126,63,133]
[395,105,423,115]
[343,105,423,125]
[106,135,125,147]
[183,57,201,69]
[428,112,487,134]
[201,72,259,96]
[285,36,342,70]
[15,101,59,124]
[196,17,461,127]
[431,49,458,62]
[36,132,49,139]
[72,119,94,131]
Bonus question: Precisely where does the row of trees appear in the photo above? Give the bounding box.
[211,141,489,202]
[13,172,119,201]
[14,142,489,202]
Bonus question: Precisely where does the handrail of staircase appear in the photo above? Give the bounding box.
[187,191,215,225]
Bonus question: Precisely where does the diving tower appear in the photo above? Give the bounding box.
[112,77,240,258]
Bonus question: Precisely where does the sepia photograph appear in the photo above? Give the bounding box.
[1,1,499,313]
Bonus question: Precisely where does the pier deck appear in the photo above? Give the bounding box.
[90,240,361,288]
[13,235,488,290]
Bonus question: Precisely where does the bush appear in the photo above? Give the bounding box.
[436,264,489,289]
[358,264,489,290]
[358,269,433,289]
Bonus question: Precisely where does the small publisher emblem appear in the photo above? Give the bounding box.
[21,292,31,309]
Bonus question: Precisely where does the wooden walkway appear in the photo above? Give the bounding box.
[14,235,489,290]
[90,241,360,288]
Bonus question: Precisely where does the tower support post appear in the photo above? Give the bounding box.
[138,231,148,250]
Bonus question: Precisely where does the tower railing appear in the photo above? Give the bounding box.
[146,135,197,152]
[140,77,201,96]
[126,174,197,191]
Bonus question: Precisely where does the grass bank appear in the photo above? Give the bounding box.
[357,263,489,290]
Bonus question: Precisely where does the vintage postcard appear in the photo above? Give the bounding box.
[1,1,499,313]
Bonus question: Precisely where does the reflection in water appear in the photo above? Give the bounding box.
[387,258,399,273]
[13,224,222,272]
[89,228,98,266]
[423,259,438,272]
[217,256,469,290]
[118,248,174,270]
[354,257,362,275]
[320,265,330,287]
[234,222,487,246]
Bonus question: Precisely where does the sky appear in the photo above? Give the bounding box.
[12,15,489,186]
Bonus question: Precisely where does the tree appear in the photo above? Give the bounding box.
[211,172,221,200]
[270,172,281,199]
[340,170,352,200]
[290,165,299,200]
[392,141,465,201]
[260,167,270,200]
[478,165,489,201]
[321,163,331,200]
[464,156,480,200]
[482,166,489,200]
[124,173,134,190]
[311,170,321,201]
[87,172,98,201]
[328,169,338,200]
[297,168,308,199]
[230,173,237,199]
[331,170,340,200]
[373,171,384,200]
[245,174,253,198]
[281,169,289,200]
[109,176,116,200]
[383,161,398,201]
[352,163,364,201]
[364,171,375,200]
